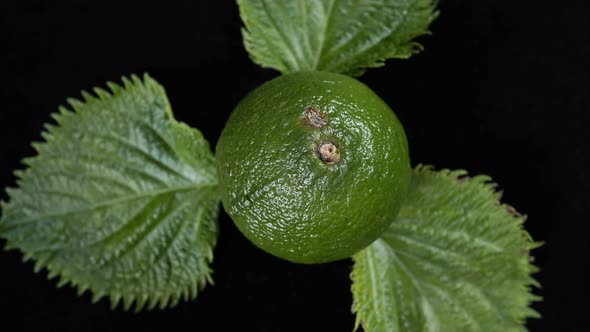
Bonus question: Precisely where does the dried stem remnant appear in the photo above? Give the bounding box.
[318,141,341,165]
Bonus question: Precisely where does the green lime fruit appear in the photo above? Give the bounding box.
[216,71,411,263]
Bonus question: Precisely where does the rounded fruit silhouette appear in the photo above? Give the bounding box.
[216,71,411,263]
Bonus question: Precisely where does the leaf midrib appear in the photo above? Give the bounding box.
[1,183,217,227]
[379,238,441,332]
[312,0,337,69]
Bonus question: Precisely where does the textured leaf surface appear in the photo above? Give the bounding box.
[351,166,540,331]
[238,0,437,76]
[0,75,219,310]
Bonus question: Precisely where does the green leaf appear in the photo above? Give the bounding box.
[0,75,220,310]
[238,0,438,76]
[351,166,540,331]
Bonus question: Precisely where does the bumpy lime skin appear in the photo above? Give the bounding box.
[216,71,411,263]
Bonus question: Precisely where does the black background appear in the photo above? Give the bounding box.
[0,1,586,331]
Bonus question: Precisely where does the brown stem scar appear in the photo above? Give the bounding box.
[301,106,328,128]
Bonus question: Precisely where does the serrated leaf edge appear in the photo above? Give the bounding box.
[0,74,219,311]
[350,165,541,331]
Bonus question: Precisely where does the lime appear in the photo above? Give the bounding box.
[216,71,411,263]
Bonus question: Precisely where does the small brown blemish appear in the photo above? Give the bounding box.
[318,141,341,165]
[505,204,520,217]
[301,106,328,128]
[520,248,535,262]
